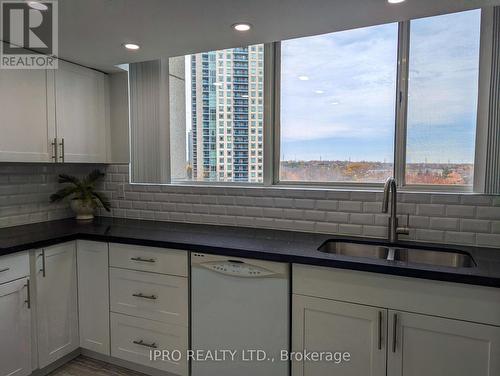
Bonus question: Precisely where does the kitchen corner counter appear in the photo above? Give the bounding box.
[1,217,500,288]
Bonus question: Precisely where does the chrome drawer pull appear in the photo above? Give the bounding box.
[132,293,157,300]
[133,340,157,349]
[130,257,156,263]
[0,267,9,273]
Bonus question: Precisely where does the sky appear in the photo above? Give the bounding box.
[280,9,481,164]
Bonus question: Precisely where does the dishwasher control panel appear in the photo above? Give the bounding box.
[198,261,276,277]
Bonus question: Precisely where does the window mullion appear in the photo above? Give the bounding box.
[394,21,410,188]
[263,42,277,187]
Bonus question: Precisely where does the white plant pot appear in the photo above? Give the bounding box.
[70,199,96,221]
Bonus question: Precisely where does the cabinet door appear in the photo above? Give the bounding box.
[0,277,31,376]
[387,310,500,376]
[77,241,110,355]
[55,60,109,163]
[292,295,386,376]
[0,44,56,162]
[36,242,79,368]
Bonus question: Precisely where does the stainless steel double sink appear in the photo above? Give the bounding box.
[318,240,475,268]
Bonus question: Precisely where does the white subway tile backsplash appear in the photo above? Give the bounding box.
[444,231,475,245]
[461,195,493,206]
[430,217,459,231]
[316,200,338,211]
[2,164,500,249]
[417,204,445,217]
[461,219,491,233]
[339,201,362,212]
[326,212,349,223]
[476,234,500,248]
[416,229,445,242]
[339,224,363,235]
[476,206,500,220]
[362,225,387,238]
[294,199,316,210]
[446,205,475,218]
[315,222,339,234]
[350,213,375,225]
[492,222,500,234]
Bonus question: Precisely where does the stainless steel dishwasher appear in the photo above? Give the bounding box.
[191,252,289,376]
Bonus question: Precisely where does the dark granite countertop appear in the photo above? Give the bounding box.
[1,217,500,288]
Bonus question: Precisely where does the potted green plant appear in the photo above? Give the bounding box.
[50,169,111,220]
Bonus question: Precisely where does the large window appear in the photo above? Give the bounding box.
[169,44,265,184]
[154,8,489,190]
[405,10,481,185]
[280,23,398,183]
[278,9,482,188]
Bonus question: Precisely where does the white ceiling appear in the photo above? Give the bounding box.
[57,0,500,72]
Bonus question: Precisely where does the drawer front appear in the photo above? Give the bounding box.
[110,267,188,326]
[0,251,29,285]
[109,243,188,277]
[110,312,188,376]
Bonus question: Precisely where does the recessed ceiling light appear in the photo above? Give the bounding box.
[331,101,340,105]
[387,0,405,3]
[213,82,223,86]
[298,75,309,81]
[123,43,140,50]
[232,23,252,32]
[27,1,48,11]
[315,90,324,94]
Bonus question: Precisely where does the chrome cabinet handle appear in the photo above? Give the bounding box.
[133,340,157,349]
[132,293,157,300]
[39,250,46,277]
[0,267,9,273]
[378,311,383,350]
[59,138,65,163]
[392,313,398,353]
[25,279,31,309]
[130,257,155,263]
[51,138,58,161]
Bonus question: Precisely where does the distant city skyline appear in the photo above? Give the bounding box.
[280,9,481,164]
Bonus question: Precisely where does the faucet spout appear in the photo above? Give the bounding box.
[381,177,408,243]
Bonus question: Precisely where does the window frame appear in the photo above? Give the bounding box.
[272,9,490,193]
[154,7,493,193]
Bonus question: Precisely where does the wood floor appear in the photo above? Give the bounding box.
[49,356,146,376]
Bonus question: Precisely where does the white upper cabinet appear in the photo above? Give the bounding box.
[0,47,56,162]
[0,52,110,163]
[55,60,110,163]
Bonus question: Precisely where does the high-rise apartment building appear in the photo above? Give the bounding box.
[189,45,264,183]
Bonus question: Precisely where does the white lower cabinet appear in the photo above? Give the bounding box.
[110,313,188,376]
[36,242,79,368]
[0,277,31,376]
[292,295,386,376]
[110,267,188,326]
[293,264,500,376]
[387,310,500,376]
[109,244,189,376]
[77,241,110,355]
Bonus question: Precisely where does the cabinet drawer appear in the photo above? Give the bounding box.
[0,251,29,285]
[110,267,188,326]
[110,313,188,376]
[109,243,187,277]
